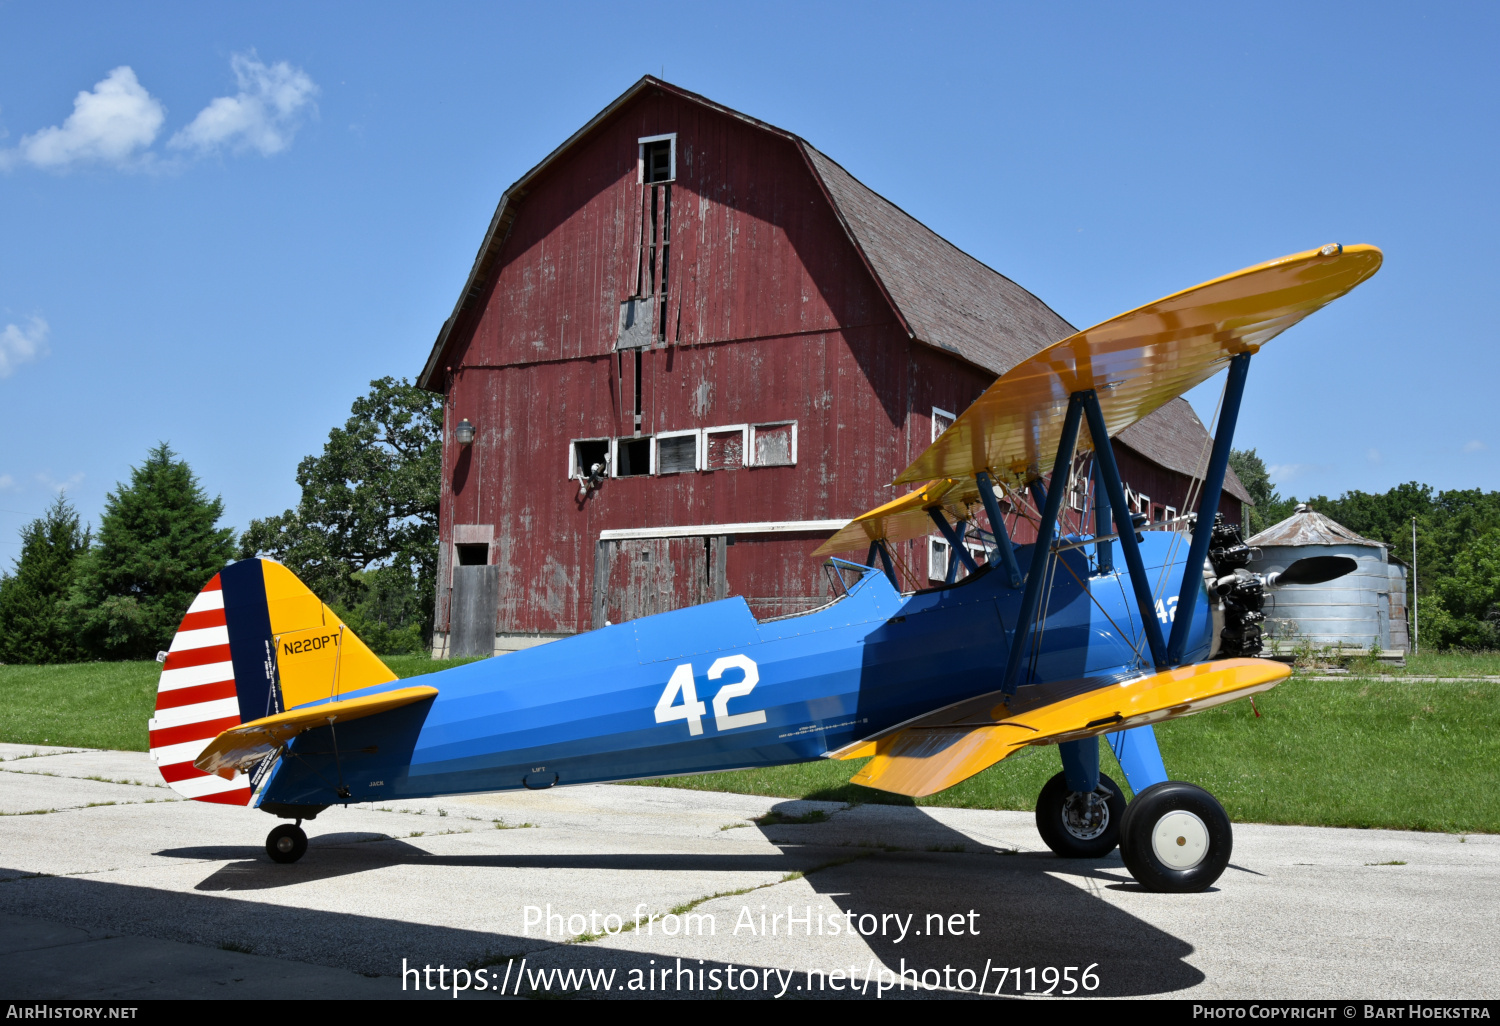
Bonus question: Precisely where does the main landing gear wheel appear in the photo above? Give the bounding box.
[1118,781,1232,892]
[266,823,308,864]
[1035,771,1126,858]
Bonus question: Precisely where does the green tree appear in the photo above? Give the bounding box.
[1423,528,1500,650]
[68,443,236,660]
[0,495,91,663]
[1228,448,1296,535]
[239,377,441,653]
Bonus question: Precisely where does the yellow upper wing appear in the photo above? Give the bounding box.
[816,245,1381,557]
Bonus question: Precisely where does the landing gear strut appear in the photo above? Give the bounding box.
[1118,781,1232,892]
[1035,771,1126,859]
[266,821,308,864]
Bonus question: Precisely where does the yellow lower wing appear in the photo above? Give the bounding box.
[829,659,1287,797]
[193,685,438,778]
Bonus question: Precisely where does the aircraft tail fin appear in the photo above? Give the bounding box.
[148,557,398,804]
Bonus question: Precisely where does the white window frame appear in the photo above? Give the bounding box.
[568,437,611,480]
[1136,492,1151,516]
[749,421,798,467]
[653,428,701,475]
[1164,505,1178,524]
[638,133,677,183]
[702,424,750,470]
[929,534,986,582]
[931,406,956,443]
[610,435,655,478]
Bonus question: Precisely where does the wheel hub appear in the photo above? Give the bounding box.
[276,836,296,854]
[1151,810,1209,870]
[1061,790,1110,841]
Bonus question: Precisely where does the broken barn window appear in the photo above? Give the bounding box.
[614,436,653,477]
[641,137,674,183]
[929,537,950,582]
[569,438,610,480]
[704,425,749,470]
[750,422,797,467]
[655,430,700,475]
[932,407,956,442]
[455,543,489,566]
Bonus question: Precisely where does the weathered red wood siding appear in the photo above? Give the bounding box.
[435,88,1003,634]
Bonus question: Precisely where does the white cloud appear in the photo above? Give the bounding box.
[0,474,16,492]
[35,471,84,494]
[0,316,49,378]
[169,53,317,156]
[1464,439,1488,453]
[1366,448,1383,464]
[13,67,164,169]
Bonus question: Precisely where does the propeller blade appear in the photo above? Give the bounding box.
[1274,555,1358,587]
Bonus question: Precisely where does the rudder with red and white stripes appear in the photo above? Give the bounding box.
[149,575,253,805]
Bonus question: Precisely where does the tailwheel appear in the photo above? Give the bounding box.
[1118,781,1232,892]
[266,822,308,864]
[1035,771,1126,858]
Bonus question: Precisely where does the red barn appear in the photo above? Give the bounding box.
[417,78,1249,657]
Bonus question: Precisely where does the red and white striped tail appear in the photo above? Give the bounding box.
[148,575,253,805]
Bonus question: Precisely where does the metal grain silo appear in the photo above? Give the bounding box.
[1246,504,1407,655]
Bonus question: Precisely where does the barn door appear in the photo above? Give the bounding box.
[450,564,499,658]
[593,538,713,627]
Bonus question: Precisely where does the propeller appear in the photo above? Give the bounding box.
[1267,555,1358,588]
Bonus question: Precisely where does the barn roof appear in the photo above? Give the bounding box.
[416,77,1244,501]
[1115,398,1252,503]
[416,76,1075,391]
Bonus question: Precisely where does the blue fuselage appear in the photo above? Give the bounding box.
[260,534,1212,807]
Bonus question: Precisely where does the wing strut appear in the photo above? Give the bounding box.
[1081,389,1169,669]
[1165,351,1252,665]
[1000,393,1085,695]
[864,539,899,589]
[975,472,1022,588]
[928,509,978,579]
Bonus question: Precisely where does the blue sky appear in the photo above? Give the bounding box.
[2,1,1496,552]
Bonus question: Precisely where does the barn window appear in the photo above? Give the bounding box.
[704,425,749,470]
[639,134,675,183]
[655,430,700,475]
[614,436,653,477]
[929,535,985,581]
[750,422,797,467]
[455,543,489,566]
[569,438,610,480]
[932,407,956,442]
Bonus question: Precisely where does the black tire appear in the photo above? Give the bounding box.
[266,823,308,864]
[1119,781,1232,893]
[1034,771,1126,858]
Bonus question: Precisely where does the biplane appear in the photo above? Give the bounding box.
[150,244,1380,892]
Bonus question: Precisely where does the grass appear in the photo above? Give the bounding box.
[1328,651,1500,678]
[0,655,481,752]
[633,677,1500,834]
[4,654,1498,832]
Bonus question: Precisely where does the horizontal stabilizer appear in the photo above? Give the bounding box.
[149,557,400,804]
[829,658,1288,797]
[193,685,439,778]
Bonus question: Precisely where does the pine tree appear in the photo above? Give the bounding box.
[68,443,236,660]
[0,495,91,663]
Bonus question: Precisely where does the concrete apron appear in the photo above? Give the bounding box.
[0,743,1495,1000]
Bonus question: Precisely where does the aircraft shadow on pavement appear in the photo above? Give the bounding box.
[2,802,1201,997]
[752,801,1205,997]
